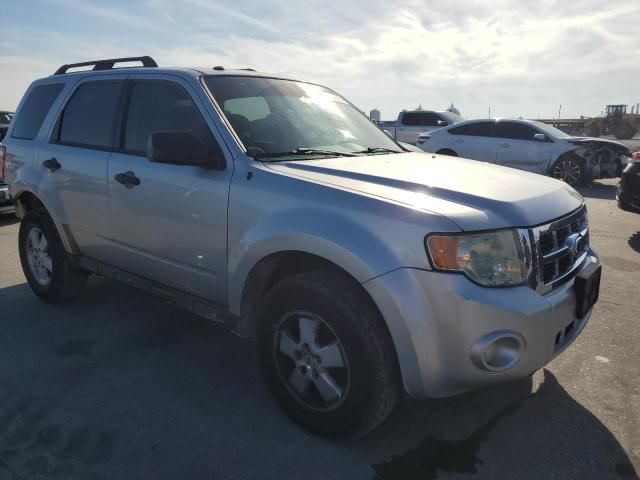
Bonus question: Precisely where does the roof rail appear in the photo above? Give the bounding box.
[54,56,158,75]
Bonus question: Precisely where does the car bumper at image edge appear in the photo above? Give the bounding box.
[0,186,15,214]
[363,251,600,399]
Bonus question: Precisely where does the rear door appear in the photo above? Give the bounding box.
[495,121,552,174]
[39,76,126,258]
[448,121,498,162]
[105,74,232,304]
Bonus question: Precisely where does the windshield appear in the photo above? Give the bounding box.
[204,76,403,159]
[440,111,463,124]
[530,121,571,139]
[0,112,13,124]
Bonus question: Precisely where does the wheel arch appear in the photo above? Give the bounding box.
[436,148,458,157]
[13,188,79,254]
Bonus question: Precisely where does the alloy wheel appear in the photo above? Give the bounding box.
[553,160,581,185]
[273,311,350,411]
[26,227,52,286]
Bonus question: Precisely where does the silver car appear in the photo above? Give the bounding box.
[417,118,631,186]
[4,56,602,437]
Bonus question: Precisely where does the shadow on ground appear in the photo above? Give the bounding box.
[0,214,18,228]
[0,279,637,480]
[577,181,618,200]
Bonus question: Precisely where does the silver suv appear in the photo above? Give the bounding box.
[4,56,602,437]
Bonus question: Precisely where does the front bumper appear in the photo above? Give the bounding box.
[0,184,15,214]
[364,250,600,398]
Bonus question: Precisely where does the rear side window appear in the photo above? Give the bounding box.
[11,83,64,140]
[58,81,122,149]
[449,122,494,137]
[123,81,216,155]
[402,112,443,127]
[495,122,537,140]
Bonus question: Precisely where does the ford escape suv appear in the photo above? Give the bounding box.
[4,56,602,437]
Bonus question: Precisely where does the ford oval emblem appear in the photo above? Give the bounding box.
[567,233,587,257]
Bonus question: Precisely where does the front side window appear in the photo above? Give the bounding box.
[204,76,402,158]
[124,81,217,156]
[495,122,537,141]
[12,84,64,140]
[58,81,121,148]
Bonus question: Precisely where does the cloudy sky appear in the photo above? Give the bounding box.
[2,0,639,120]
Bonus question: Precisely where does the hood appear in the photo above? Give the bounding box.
[565,137,630,153]
[265,152,583,231]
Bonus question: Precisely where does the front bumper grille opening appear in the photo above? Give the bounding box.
[554,320,577,353]
[533,206,590,294]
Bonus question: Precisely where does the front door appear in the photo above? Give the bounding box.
[105,76,232,304]
[495,122,552,174]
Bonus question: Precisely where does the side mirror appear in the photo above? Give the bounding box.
[383,129,393,138]
[147,131,225,170]
[533,133,547,142]
[437,120,448,126]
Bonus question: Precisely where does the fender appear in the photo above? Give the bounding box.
[227,208,409,317]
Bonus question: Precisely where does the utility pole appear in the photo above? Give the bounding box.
[488,106,491,118]
[558,105,562,120]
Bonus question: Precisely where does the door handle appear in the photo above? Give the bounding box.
[114,171,140,188]
[42,158,61,172]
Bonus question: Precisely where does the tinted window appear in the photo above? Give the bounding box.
[402,112,443,127]
[124,81,217,156]
[449,122,494,137]
[495,122,537,140]
[59,82,121,148]
[402,112,422,126]
[12,84,64,140]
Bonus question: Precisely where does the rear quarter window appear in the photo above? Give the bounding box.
[11,83,64,140]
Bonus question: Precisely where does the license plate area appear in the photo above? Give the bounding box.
[574,263,601,318]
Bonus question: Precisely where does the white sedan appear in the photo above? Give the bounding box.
[416,118,631,186]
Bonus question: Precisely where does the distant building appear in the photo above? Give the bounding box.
[447,102,461,116]
[369,109,381,122]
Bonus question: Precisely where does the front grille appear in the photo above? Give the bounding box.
[531,206,589,294]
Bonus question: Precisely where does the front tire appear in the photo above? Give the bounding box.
[551,157,588,187]
[257,270,400,437]
[19,208,87,303]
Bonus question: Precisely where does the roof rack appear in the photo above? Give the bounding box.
[54,56,158,75]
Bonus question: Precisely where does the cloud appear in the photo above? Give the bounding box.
[1,0,639,120]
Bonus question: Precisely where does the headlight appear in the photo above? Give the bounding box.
[425,229,532,287]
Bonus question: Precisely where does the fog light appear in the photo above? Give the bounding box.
[470,331,525,373]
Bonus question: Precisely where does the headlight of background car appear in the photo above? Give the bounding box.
[426,229,532,287]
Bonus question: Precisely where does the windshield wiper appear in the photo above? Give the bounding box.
[351,147,403,155]
[254,147,358,160]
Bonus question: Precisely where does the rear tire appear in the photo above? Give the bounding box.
[19,208,87,303]
[257,270,400,437]
[436,149,458,157]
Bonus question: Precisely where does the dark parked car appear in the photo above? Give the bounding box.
[617,151,640,213]
[0,111,14,142]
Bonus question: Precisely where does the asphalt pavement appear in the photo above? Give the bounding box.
[0,178,638,480]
